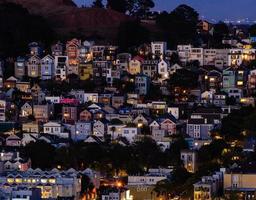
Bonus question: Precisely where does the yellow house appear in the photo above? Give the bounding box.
[79,61,93,80]
[224,170,256,199]
[129,57,142,75]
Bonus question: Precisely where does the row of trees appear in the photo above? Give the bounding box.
[22,137,188,175]
[92,0,154,17]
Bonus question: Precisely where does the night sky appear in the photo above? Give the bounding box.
[74,0,256,21]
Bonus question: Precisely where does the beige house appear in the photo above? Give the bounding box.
[128,59,141,75]
[22,122,40,133]
[33,105,51,122]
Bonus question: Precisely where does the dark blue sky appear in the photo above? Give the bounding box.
[74,0,256,21]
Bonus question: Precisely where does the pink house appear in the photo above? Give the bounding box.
[158,114,177,135]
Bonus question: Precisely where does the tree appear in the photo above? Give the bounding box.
[0,3,55,57]
[25,141,55,169]
[249,24,256,36]
[212,22,230,48]
[92,0,104,8]
[117,21,150,51]
[129,0,155,18]
[156,4,199,47]
[107,0,127,13]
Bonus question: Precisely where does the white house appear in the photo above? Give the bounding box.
[41,55,54,80]
[93,120,108,138]
[45,96,61,104]
[158,60,169,79]
[151,41,167,57]
[43,122,66,138]
[122,127,140,143]
[21,133,38,146]
[107,124,126,140]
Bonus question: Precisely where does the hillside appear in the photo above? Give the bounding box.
[0,0,131,40]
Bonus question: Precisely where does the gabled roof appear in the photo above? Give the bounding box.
[84,135,103,144]
[6,134,21,141]
[41,54,54,61]
[157,113,177,124]
[43,121,61,127]
[6,76,18,82]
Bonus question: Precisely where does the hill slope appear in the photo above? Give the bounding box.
[0,0,131,40]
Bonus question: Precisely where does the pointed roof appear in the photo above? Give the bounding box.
[6,76,18,82]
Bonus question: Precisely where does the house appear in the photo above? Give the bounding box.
[84,93,99,103]
[157,113,177,135]
[158,60,169,80]
[128,57,141,75]
[62,106,77,124]
[223,168,256,199]
[28,42,43,56]
[213,93,227,107]
[16,82,30,93]
[225,87,243,102]
[248,69,256,93]
[203,49,217,66]
[101,188,133,200]
[71,121,92,141]
[151,41,167,57]
[116,53,131,71]
[107,119,126,140]
[41,55,54,80]
[133,114,149,127]
[194,171,223,200]
[79,61,93,80]
[43,122,62,136]
[45,96,61,104]
[51,41,64,56]
[0,100,6,121]
[149,120,160,133]
[122,126,140,143]
[169,64,182,75]
[222,67,236,89]
[79,40,93,61]
[4,76,17,89]
[6,135,21,147]
[79,109,92,121]
[135,73,150,95]
[181,150,198,173]
[54,56,68,81]
[33,104,51,122]
[22,122,40,133]
[187,108,221,139]
[206,70,222,89]
[112,95,125,109]
[93,61,109,79]
[27,56,41,78]
[189,47,204,66]
[14,57,26,78]
[20,103,32,118]
[141,59,158,78]
[66,38,81,75]
[177,44,192,65]
[93,119,108,138]
[21,133,38,146]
